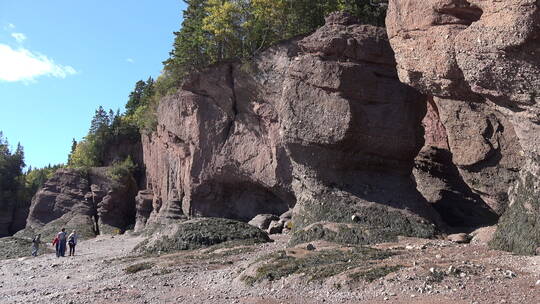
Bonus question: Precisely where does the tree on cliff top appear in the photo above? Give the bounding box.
[159,0,386,95]
[126,0,387,133]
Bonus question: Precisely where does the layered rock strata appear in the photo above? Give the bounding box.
[21,168,137,239]
[387,0,540,253]
[139,12,442,245]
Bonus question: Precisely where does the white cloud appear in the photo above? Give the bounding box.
[11,32,26,43]
[0,44,77,82]
[3,23,15,31]
[126,58,134,63]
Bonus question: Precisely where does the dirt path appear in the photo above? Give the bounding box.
[1,234,539,304]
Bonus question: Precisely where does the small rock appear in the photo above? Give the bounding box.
[267,220,284,234]
[306,244,316,251]
[447,233,471,244]
[65,275,70,279]
[249,214,279,230]
[503,270,516,279]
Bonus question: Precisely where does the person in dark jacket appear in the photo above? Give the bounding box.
[57,228,67,257]
[68,230,78,256]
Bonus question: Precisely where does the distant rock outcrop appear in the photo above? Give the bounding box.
[387,0,540,253]
[19,168,137,240]
[0,199,29,237]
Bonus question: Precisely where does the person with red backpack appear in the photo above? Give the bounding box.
[52,235,59,257]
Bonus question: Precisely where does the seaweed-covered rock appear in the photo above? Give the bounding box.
[134,218,271,254]
[290,191,437,246]
[290,217,435,248]
[240,244,397,285]
[490,169,540,255]
[0,237,52,260]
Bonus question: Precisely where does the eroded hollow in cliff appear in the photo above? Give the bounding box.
[436,0,483,26]
[189,180,292,222]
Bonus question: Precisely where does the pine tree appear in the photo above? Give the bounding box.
[89,106,109,135]
[163,0,212,83]
[67,138,78,165]
[125,80,147,116]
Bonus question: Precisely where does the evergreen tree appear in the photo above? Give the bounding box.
[163,0,212,85]
[89,106,110,135]
[125,80,147,116]
[67,138,78,165]
[0,132,26,215]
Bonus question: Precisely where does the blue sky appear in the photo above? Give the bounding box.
[0,0,185,169]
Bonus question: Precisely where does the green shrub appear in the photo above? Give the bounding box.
[107,156,136,182]
[490,171,540,255]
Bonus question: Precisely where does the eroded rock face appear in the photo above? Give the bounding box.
[142,55,296,223]
[387,0,540,253]
[22,168,137,240]
[141,12,442,244]
[0,200,29,237]
[282,14,442,242]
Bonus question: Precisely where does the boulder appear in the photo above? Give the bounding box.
[470,226,497,246]
[248,214,279,230]
[447,233,472,244]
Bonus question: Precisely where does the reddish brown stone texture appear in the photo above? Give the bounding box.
[388,0,540,252]
[422,97,449,150]
[139,13,442,236]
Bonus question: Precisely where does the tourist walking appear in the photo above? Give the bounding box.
[57,228,67,257]
[52,235,59,257]
[68,230,78,256]
[31,233,41,257]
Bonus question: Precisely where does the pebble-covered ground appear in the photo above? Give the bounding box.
[1,234,539,304]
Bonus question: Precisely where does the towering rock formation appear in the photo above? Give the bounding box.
[387,0,540,254]
[139,12,442,244]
